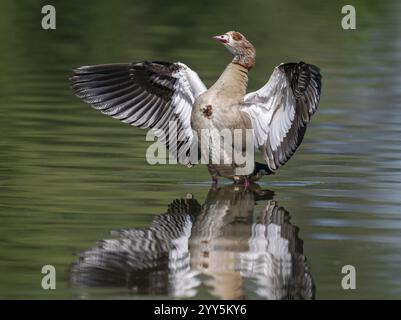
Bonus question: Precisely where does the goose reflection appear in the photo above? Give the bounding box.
[70,185,314,299]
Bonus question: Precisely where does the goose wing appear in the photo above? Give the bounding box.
[240,62,321,171]
[71,61,207,165]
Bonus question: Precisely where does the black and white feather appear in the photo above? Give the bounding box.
[69,197,202,296]
[241,62,321,171]
[69,186,314,299]
[70,61,206,165]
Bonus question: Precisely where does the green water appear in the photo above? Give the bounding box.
[1,0,401,299]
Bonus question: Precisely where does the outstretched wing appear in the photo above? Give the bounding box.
[70,61,207,165]
[241,62,321,171]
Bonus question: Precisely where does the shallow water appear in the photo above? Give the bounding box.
[0,0,401,299]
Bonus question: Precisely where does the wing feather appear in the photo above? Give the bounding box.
[241,62,321,172]
[71,61,207,165]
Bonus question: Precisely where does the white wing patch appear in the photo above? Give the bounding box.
[153,63,206,164]
[240,63,321,171]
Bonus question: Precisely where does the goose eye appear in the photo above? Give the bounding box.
[232,32,243,41]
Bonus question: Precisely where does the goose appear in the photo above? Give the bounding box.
[71,31,321,186]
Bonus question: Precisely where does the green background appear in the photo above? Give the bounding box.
[0,0,400,299]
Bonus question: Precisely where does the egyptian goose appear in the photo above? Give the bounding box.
[71,31,321,185]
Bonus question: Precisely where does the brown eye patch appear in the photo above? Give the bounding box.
[232,32,243,41]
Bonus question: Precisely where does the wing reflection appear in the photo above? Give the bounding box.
[70,185,314,299]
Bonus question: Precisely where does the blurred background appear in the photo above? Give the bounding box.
[0,0,400,299]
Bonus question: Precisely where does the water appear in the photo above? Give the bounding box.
[0,0,400,299]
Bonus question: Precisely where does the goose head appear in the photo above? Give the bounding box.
[213,31,256,70]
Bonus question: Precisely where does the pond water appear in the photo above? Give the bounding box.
[0,0,400,299]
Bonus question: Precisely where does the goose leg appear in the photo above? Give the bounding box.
[212,175,218,185]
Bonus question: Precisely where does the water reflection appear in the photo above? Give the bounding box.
[70,185,314,299]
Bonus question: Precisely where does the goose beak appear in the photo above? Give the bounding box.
[213,34,229,44]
